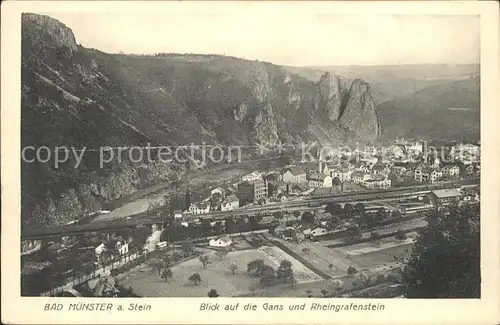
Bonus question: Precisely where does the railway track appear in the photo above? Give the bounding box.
[21,178,478,240]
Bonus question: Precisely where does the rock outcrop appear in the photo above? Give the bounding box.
[21,14,381,230]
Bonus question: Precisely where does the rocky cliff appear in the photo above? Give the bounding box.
[21,14,380,230]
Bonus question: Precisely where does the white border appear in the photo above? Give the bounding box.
[2,1,500,324]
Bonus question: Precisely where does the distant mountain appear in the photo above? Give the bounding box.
[285,64,480,104]
[376,77,480,142]
[21,13,380,230]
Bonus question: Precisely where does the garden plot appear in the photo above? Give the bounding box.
[120,247,321,297]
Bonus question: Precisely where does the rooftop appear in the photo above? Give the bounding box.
[223,195,239,203]
[21,261,52,276]
[285,166,306,176]
[431,189,462,198]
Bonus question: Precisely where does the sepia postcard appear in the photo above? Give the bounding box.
[1,1,500,324]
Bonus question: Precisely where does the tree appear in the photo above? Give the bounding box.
[375,208,387,223]
[249,286,257,297]
[213,221,224,235]
[207,289,219,297]
[200,219,212,237]
[343,203,355,218]
[301,247,311,255]
[147,201,162,217]
[347,266,358,276]
[290,276,297,289]
[217,248,228,260]
[147,258,164,276]
[347,225,362,241]
[187,223,201,239]
[229,262,238,275]
[181,242,194,257]
[326,215,341,231]
[248,215,259,232]
[161,268,173,282]
[363,212,376,227]
[320,289,329,297]
[301,211,315,224]
[358,272,370,286]
[354,203,366,217]
[328,264,334,272]
[189,273,202,286]
[276,260,293,283]
[272,211,283,220]
[225,216,236,234]
[247,259,265,275]
[236,217,248,234]
[199,255,211,268]
[306,289,313,298]
[325,202,343,216]
[370,231,380,240]
[259,265,276,286]
[401,206,480,298]
[293,210,301,219]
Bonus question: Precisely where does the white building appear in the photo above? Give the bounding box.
[352,171,370,184]
[310,228,329,237]
[282,167,307,184]
[307,172,333,188]
[242,171,263,182]
[174,210,183,220]
[331,168,352,182]
[117,242,129,255]
[220,195,239,211]
[189,202,211,215]
[430,170,443,183]
[442,165,460,177]
[209,236,233,248]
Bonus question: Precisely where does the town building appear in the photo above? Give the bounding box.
[211,187,226,200]
[352,171,370,184]
[353,162,371,173]
[391,166,407,176]
[330,167,352,182]
[220,195,239,211]
[430,169,443,183]
[414,165,431,183]
[174,210,183,220]
[267,180,288,197]
[241,171,263,182]
[429,189,462,206]
[282,167,307,183]
[189,201,211,215]
[371,162,391,176]
[209,236,232,248]
[363,177,391,189]
[306,227,329,237]
[307,171,333,188]
[237,179,268,204]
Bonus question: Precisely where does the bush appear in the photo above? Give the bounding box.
[347,266,358,276]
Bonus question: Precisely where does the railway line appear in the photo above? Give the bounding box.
[21,178,478,240]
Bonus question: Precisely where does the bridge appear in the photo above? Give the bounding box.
[21,178,478,240]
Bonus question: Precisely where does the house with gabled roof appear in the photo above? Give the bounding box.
[282,166,307,184]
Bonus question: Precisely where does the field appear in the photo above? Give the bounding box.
[272,238,361,277]
[347,243,414,269]
[120,247,322,297]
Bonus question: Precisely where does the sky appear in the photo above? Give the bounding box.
[43,12,480,66]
